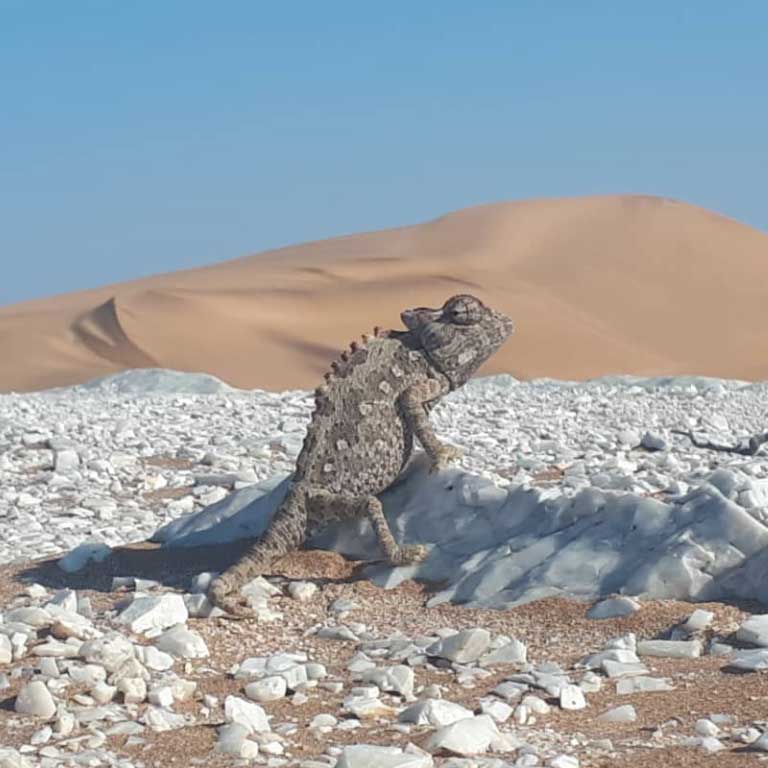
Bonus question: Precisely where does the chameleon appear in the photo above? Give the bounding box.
[209,294,514,615]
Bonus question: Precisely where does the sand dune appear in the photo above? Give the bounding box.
[1,194,767,393]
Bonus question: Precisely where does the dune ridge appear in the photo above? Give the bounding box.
[1,194,767,393]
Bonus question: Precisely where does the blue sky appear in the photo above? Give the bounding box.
[1,1,766,305]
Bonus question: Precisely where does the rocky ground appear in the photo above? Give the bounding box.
[3,370,768,767]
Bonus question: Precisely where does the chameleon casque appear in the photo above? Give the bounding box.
[209,294,514,615]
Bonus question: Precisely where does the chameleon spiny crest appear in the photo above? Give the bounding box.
[209,294,514,615]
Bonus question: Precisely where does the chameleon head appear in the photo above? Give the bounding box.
[400,294,514,388]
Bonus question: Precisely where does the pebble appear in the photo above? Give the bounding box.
[597,704,636,723]
[558,685,586,710]
[426,628,491,664]
[224,695,271,733]
[737,615,768,647]
[636,639,702,659]
[336,745,434,768]
[116,594,189,633]
[14,681,57,718]
[154,624,209,658]
[399,699,474,727]
[586,596,640,620]
[245,676,288,702]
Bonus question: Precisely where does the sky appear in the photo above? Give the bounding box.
[1,1,766,306]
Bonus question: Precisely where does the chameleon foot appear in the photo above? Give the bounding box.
[394,544,429,565]
[429,444,464,473]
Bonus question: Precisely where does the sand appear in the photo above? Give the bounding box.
[1,194,767,393]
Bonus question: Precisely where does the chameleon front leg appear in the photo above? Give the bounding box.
[400,377,464,473]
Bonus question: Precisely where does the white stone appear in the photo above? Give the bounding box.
[54,449,80,472]
[479,698,513,723]
[154,625,209,658]
[597,704,636,723]
[215,723,259,757]
[559,684,586,710]
[141,705,187,731]
[116,594,188,634]
[479,638,527,666]
[117,677,147,703]
[148,686,175,708]
[737,615,768,647]
[288,581,318,602]
[426,628,491,664]
[80,635,135,671]
[336,745,434,768]
[361,665,414,698]
[57,543,112,573]
[586,596,640,619]
[399,699,474,727]
[636,639,701,659]
[14,681,56,718]
[695,718,720,737]
[135,644,175,671]
[425,714,513,756]
[245,676,287,702]
[224,695,270,733]
[616,676,674,694]
[0,636,11,664]
[549,756,579,768]
[683,609,714,633]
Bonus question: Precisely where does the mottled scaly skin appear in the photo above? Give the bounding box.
[209,295,514,615]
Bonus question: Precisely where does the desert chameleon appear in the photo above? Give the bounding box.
[209,294,514,615]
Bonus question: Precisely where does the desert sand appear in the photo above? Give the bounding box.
[1,194,767,393]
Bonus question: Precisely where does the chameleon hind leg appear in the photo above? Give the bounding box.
[306,488,427,566]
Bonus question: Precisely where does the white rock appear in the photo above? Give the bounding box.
[737,615,768,647]
[80,635,135,671]
[57,543,112,573]
[14,681,56,718]
[602,660,649,678]
[0,636,11,664]
[224,695,270,733]
[141,705,187,731]
[559,684,586,710]
[116,594,188,634]
[697,736,725,753]
[695,718,720,737]
[91,682,117,704]
[426,628,491,664]
[288,581,318,602]
[245,676,287,702]
[135,644,175,671]
[549,756,579,768]
[682,609,714,633]
[215,723,259,757]
[479,698,513,723]
[479,638,527,667]
[616,676,673,694]
[154,625,209,658]
[343,694,398,719]
[0,748,34,768]
[310,713,338,729]
[586,596,640,619]
[729,648,768,671]
[361,665,414,698]
[336,745,434,768]
[597,704,636,723]
[399,699,474,727]
[54,449,80,472]
[425,714,513,756]
[636,639,701,659]
[148,686,174,708]
[117,677,147,703]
